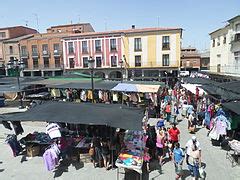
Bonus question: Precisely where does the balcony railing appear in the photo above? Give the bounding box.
[42,50,50,57]
[53,50,62,57]
[32,52,39,58]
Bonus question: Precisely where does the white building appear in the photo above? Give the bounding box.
[210,15,240,76]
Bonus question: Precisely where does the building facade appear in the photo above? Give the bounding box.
[0,26,37,75]
[200,50,210,70]
[62,27,182,81]
[18,23,94,77]
[180,47,201,71]
[210,15,240,76]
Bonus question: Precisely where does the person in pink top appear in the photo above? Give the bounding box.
[156,129,166,172]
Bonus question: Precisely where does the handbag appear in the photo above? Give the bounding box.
[199,166,205,178]
[89,147,95,156]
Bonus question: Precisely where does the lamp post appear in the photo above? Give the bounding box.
[7,57,25,109]
[119,59,123,83]
[88,56,95,103]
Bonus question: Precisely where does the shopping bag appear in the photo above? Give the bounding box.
[199,167,205,178]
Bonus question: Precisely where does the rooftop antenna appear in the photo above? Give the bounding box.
[33,13,39,32]
[23,20,28,26]
[78,15,81,23]
[157,16,160,27]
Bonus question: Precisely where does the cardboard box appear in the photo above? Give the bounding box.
[27,144,40,157]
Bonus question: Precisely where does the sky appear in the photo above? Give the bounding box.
[0,0,239,50]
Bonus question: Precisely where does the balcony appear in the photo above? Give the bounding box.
[20,52,29,59]
[53,50,62,57]
[32,52,39,58]
[42,50,50,57]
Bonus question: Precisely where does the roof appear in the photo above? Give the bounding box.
[63,27,182,39]
[3,34,35,43]
[209,24,230,35]
[223,101,240,115]
[0,101,143,130]
[47,23,93,30]
[0,26,37,32]
[227,15,240,23]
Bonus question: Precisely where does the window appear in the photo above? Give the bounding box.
[236,23,240,31]
[53,43,60,51]
[9,46,13,54]
[110,39,117,51]
[43,57,49,68]
[83,57,88,68]
[33,58,38,68]
[23,58,28,68]
[55,57,61,68]
[21,46,27,56]
[223,36,226,44]
[0,32,6,38]
[235,33,240,41]
[135,55,141,67]
[32,45,38,56]
[162,36,170,50]
[42,44,48,55]
[212,39,215,47]
[69,58,75,68]
[217,37,220,46]
[134,38,142,51]
[111,55,117,67]
[96,57,102,67]
[95,40,101,52]
[162,54,169,66]
[82,41,88,53]
[68,42,74,54]
[234,51,240,61]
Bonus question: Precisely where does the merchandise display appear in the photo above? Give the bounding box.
[115,130,145,173]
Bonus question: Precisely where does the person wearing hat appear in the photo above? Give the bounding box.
[185,136,201,165]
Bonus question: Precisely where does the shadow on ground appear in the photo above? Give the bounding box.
[53,159,84,178]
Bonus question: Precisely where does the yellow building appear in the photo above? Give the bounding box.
[122,27,182,80]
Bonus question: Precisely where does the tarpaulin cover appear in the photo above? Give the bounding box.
[0,101,143,130]
[111,83,160,93]
[181,84,206,96]
[222,101,240,115]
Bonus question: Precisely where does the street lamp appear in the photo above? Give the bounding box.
[164,71,168,87]
[119,59,123,83]
[88,56,95,103]
[7,57,25,109]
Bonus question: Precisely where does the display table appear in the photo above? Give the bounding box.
[115,130,145,180]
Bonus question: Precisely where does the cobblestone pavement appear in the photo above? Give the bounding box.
[0,120,239,180]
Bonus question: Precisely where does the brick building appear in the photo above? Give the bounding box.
[19,23,94,77]
[0,26,37,75]
[181,47,201,71]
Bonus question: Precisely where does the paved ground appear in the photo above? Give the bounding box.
[0,119,239,180]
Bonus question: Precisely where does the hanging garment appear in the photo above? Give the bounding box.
[2,121,12,130]
[43,148,59,171]
[87,90,93,100]
[113,93,118,102]
[130,93,138,102]
[103,92,108,102]
[98,90,103,100]
[122,93,129,101]
[80,90,87,101]
[51,89,61,98]
[11,121,24,135]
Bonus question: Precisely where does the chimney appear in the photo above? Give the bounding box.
[132,25,135,29]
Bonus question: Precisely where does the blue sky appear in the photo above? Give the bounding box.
[0,0,239,50]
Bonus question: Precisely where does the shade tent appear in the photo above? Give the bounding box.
[181,84,206,96]
[46,81,119,90]
[111,83,160,93]
[0,101,143,131]
[222,101,240,115]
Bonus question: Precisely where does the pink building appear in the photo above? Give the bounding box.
[62,31,123,79]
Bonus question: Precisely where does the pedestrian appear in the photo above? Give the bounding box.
[188,111,197,133]
[187,144,201,180]
[165,102,172,122]
[173,142,184,180]
[156,129,165,171]
[90,136,103,168]
[185,136,201,166]
[101,138,110,170]
[168,124,181,155]
[156,114,165,130]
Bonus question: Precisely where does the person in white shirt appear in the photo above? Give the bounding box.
[46,123,61,139]
[185,136,201,164]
